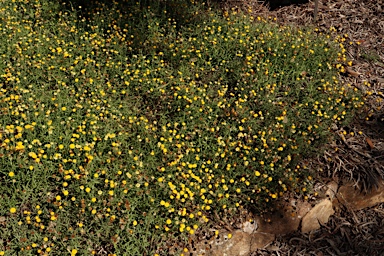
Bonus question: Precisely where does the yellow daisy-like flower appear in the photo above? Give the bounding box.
[28,152,37,159]
[15,142,25,150]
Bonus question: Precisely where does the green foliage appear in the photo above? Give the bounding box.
[0,0,361,255]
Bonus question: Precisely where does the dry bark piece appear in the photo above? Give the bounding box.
[366,137,375,149]
[346,67,362,77]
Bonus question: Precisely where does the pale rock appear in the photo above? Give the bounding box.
[301,199,334,233]
[296,200,312,219]
[336,181,384,210]
[240,221,258,234]
[325,181,338,200]
[206,230,275,256]
[193,180,384,255]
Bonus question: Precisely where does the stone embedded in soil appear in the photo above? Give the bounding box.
[301,199,334,233]
[194,181,384,255]
[240,221,258,234]
[205,230,275,256]
[296,200,312,219]
[255,205,301,235]
[336,182,384,210]
[325,181,339,200]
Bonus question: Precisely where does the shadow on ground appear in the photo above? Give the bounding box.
[263,0,309,10]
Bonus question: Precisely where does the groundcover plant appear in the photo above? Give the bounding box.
[0,0,362,254]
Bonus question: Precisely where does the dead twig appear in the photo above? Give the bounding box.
[314,0,319,21]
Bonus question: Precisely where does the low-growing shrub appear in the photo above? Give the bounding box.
[0,0,362,254]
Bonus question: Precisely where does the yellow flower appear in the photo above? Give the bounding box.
[10,207,17,213]
[9,172,15,177]
[28,152,37,159]
[15,142,25,150]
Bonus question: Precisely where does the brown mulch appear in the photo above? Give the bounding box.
[215,0,384,255]
[254,204,384,256]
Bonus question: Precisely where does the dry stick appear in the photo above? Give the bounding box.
[314,0,319,21]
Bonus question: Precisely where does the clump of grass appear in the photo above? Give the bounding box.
[0,0,362,255]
